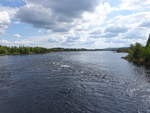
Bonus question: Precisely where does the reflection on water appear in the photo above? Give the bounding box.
[0,51,150,113]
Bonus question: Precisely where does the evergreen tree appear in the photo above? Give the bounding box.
[146,34,150,47]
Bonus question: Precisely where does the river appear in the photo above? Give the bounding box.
[0,51,150,113]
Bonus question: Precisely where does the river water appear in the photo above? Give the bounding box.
[0,51,150,113]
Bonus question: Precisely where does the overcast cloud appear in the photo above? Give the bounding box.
[16,0,99,32]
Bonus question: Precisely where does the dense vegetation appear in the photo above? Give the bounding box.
[124,34,150,65]
[0,46,51,55]
[0,46,91,55]
[116,47,129,53]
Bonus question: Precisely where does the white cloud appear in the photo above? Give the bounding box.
[0,6,18,34]
[0,39,32,46]
[119,0,150,10]
[13,34,22,38]
[1,0,150,48]
[0,11,11,34]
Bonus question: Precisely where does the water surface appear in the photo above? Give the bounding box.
[0,51,150,113]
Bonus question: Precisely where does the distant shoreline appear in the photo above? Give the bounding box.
[1,45,128,56]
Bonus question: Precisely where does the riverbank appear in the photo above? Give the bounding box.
[123,34,150,66]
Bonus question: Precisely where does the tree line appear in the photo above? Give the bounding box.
[0,46,50,55]
[0,46,89,55]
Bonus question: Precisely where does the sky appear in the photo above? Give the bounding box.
[0,0,150,49]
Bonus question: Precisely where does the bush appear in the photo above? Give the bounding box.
[126,35,150,65]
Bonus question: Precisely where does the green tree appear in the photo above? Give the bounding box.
[146,34,150,47]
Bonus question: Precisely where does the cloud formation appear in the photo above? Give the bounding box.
[13,33,21,38]
[0,6,18,34]
[16,0,99,32]
[0,11,11,34]
[1,0,150,48]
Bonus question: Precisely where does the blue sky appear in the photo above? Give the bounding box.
[0,0,150,48]
[0,0,25,7]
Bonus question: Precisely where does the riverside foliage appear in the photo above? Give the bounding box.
[125,34,150,65]
[0,46,50,55]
